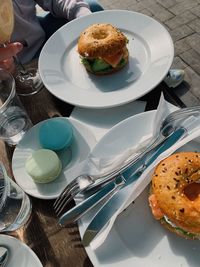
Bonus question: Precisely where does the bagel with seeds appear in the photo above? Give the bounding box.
[77,23,129,75]
[149,152,200,240]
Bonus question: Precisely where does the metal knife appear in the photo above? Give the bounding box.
[59,127,186,226]
[82,127,186,246]
[58,130,171,225]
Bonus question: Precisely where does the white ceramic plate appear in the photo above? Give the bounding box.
[39,10,174,109]
[78,110,200,267]
[0,235,42,267]
[12,118,96,199]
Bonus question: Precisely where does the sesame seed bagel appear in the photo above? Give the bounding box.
[78,23,127,58]
[151,152,200,236]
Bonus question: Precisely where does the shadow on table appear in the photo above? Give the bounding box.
[12,209,61,267]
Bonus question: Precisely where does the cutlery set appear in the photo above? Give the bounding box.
[54,107,200,245]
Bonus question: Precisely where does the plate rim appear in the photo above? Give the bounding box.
[0,234,43,267]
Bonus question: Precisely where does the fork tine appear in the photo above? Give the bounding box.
[54,174,95,211]
[53,179,78,209]
[163,107,200,128]
[54,184,80,215]
[55,194,74,216]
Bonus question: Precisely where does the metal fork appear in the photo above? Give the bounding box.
[54,106,200,216]
[54,129,168,216]
[163,106,200,127]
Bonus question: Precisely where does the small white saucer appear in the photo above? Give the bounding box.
[12,117,96,199]
[0,235,42,267]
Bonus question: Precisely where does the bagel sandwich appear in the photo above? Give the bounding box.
[149,152,200,240]
[77,23,129,75]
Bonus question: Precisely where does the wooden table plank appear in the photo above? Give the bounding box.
[1,78,92,266]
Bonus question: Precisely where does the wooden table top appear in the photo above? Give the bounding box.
[1,60,199,267]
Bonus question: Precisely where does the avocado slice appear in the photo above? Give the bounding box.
[81,58,93,72]
[92,59,111,72]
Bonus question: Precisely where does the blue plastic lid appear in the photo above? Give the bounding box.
[39,118,74,151]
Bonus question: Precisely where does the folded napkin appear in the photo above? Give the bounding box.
[64,94,176,182]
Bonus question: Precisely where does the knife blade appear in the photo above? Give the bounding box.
[82,127,186,246]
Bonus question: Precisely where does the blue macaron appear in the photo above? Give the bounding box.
[39,118,74,151]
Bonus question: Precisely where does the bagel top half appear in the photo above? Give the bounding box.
[149,152,200,239]
[77,23,129,74]
[78,23,127,58]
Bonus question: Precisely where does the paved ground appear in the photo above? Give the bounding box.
[98,0,200,106]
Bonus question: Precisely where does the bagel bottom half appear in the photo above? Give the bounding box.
[160,215,200,240]
[149,152,200,240]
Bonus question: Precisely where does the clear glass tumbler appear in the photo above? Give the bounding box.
[0,162,32,232]
[0,69,32,146]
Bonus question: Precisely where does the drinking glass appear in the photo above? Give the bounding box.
[0,68,32,146]
[0,0,43,96]
[0,162,32,232]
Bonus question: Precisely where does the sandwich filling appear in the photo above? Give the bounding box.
[149,193,200,239]
[81,47,128,73]
[162,216,200,239]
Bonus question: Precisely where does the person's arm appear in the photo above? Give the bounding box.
[35,0,91,20]
[0,43,23,73]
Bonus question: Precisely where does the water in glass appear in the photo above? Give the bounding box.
[0,69,32,146]
[0,163,32,232]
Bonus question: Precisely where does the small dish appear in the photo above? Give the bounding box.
[0,235,42,267]
[12,117,96,199]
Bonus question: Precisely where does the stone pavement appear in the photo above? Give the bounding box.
[98,0,200,106]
